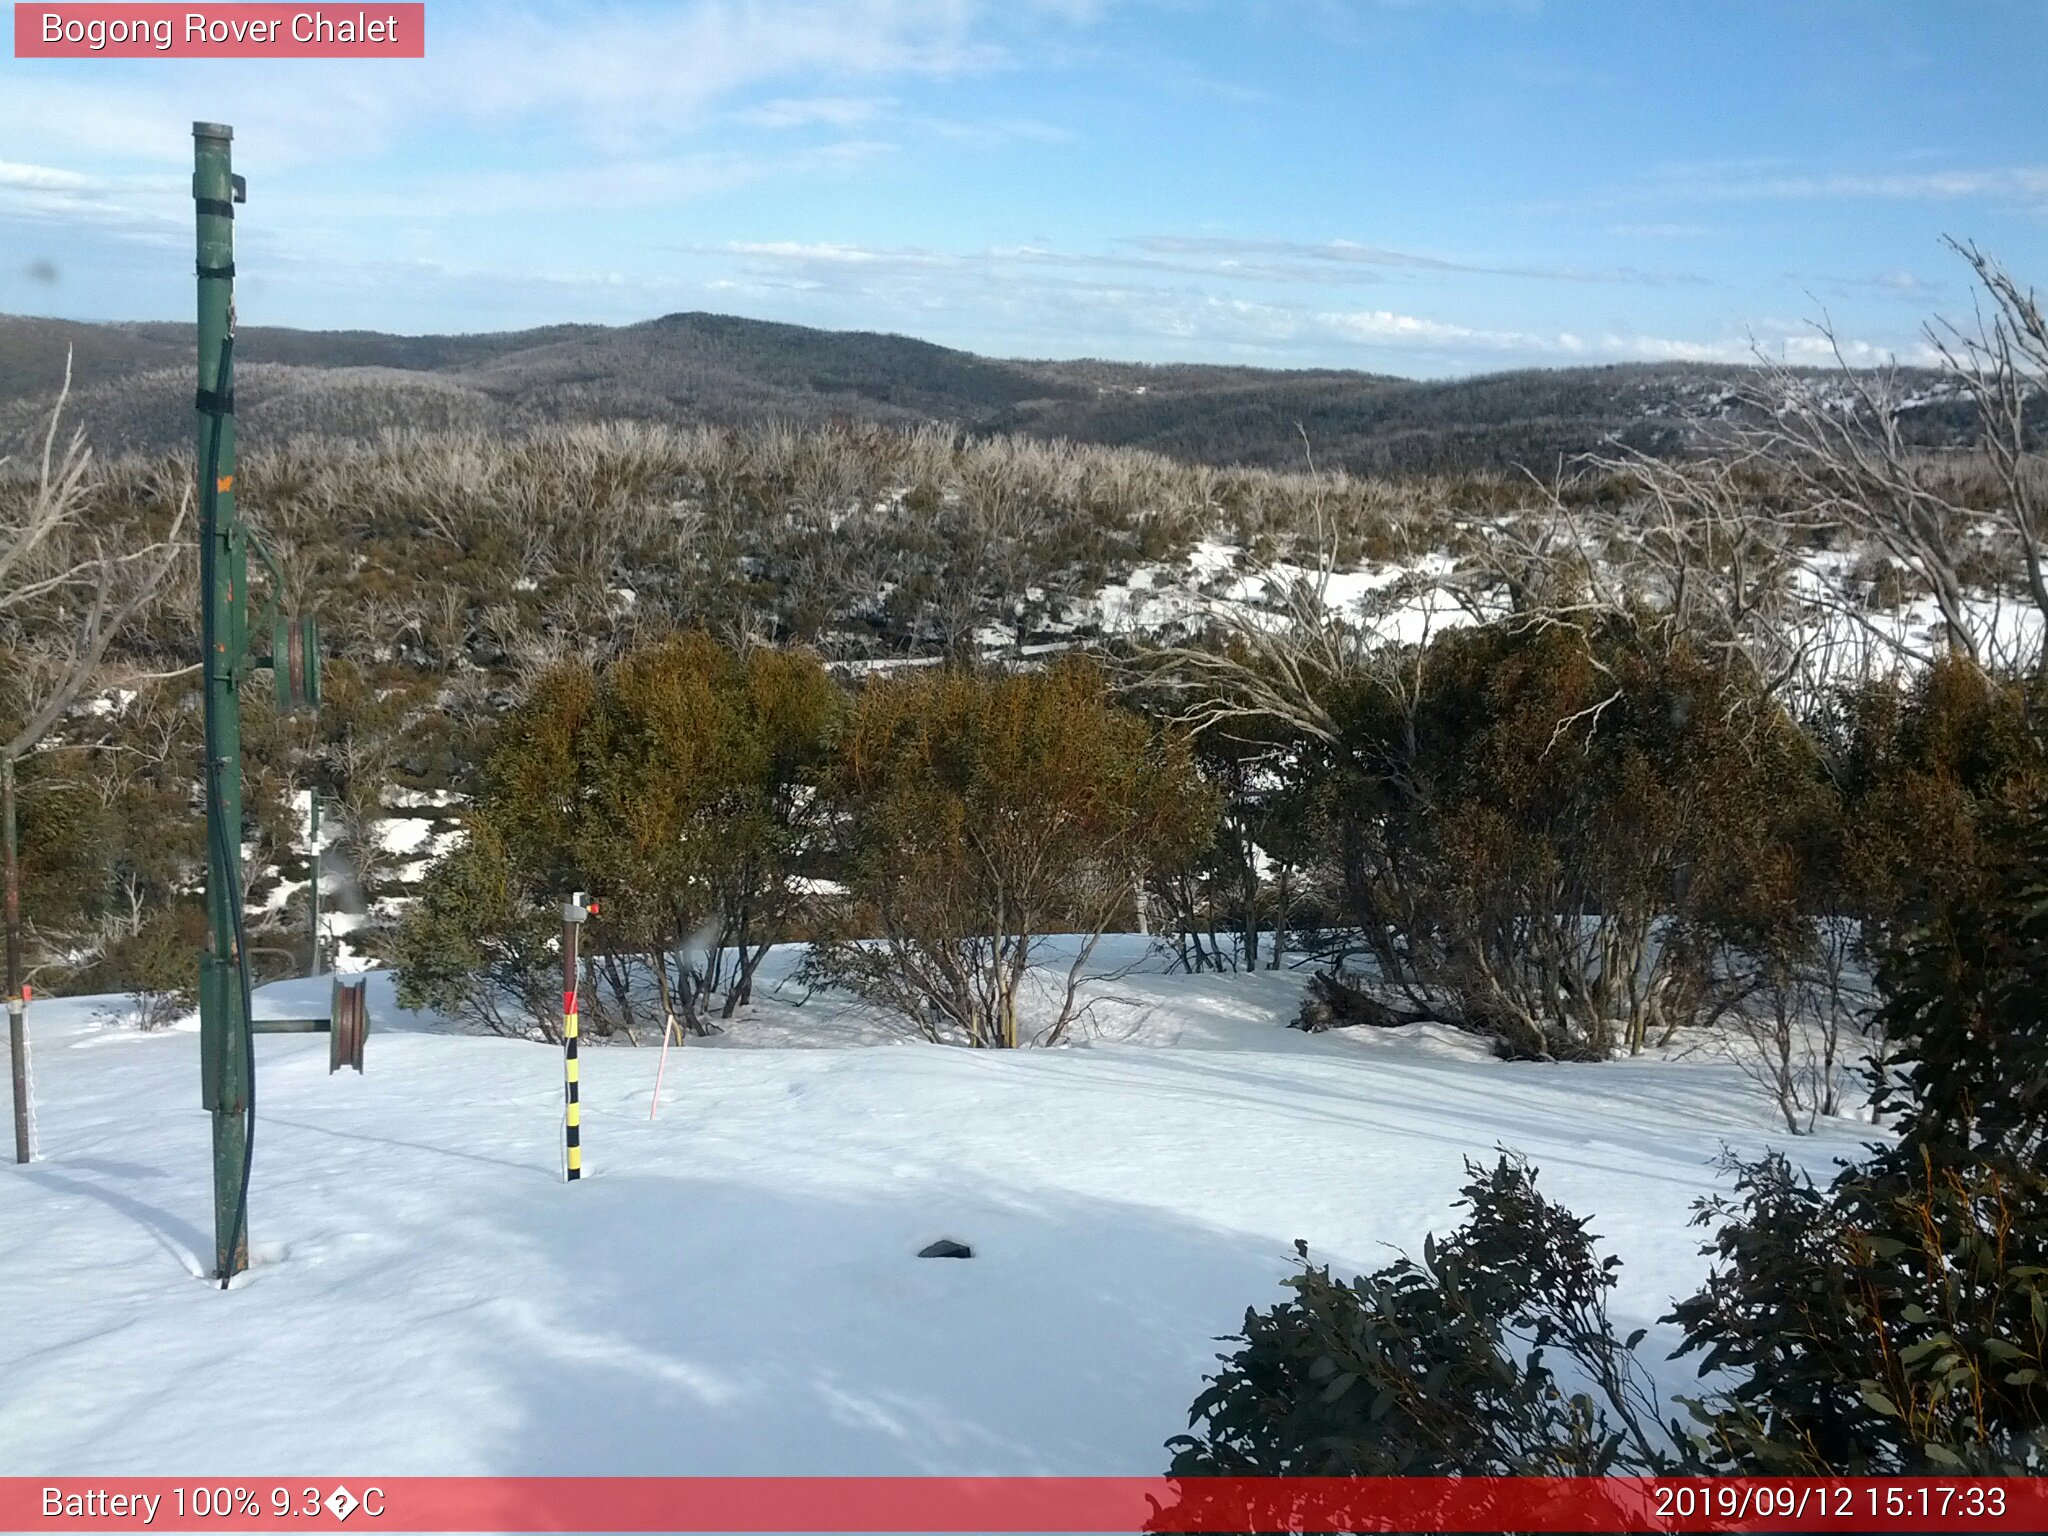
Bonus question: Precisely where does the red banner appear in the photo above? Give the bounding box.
[13,5,425,58]
[4,1477,2046,1532]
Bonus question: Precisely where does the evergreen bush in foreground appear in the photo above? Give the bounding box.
[1175,800,2048,1478]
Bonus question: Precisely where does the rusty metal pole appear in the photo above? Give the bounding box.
[4,754,29,1164]
[307,790,322,977]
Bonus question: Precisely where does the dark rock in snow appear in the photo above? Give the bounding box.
[918,1238,973,1259]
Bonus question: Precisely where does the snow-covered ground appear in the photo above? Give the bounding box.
[0,941,1873,1476]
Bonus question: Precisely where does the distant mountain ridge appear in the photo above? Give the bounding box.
[0,309,1964,476]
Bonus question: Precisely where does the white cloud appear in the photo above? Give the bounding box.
[726,240,948,266]
[0,160,184,245]
[1130,235,1701,286]
[353,0,1000,157]
[0,161,102,192]
[683,234,1700,294]
[0,1,1025,169]
[1661,163,2048,207]
[1606,221,1712,240]
[0,0,1111,285]
[1590,330,1940,368]
[675,238,1928,371]
[917,113,1075,145]
[1318,307,1546,349]
[302,140,901,221]
[736,95,898,130]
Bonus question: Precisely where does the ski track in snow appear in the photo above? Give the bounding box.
[0,940,1873,1475]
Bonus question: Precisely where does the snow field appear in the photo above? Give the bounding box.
[0,946,1871,1476]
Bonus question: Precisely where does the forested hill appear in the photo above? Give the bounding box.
[0,309,1962,475]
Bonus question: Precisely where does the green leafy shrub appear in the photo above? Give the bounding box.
[1169,1156,1673,1477]
[1670,800,2048,1474]
[391,817,562,1039]
[393,634,838,1040]
[1302,619,1827,1059]
[77,901,205,1031]
[804,659,1214,1046]
[1178,803,2048,1479]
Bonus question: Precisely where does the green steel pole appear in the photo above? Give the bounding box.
[194,121,249,1281]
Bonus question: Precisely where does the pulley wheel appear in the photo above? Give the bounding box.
[285,620,307,710]
[330,978,369,1074]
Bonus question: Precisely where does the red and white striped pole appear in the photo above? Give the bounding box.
[561,892,594,1181]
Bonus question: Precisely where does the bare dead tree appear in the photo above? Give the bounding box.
[1491,456,1823,678]
[1711,242,2047,687]
[1135,435,1431,750]
[2,353,188,1161]
[1431,252,2041,726]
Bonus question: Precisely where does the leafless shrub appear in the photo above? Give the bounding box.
[2,352,190,762]
[97,984,191,1034]
[1713,241,2046,686]
[1721,921,1875,1135]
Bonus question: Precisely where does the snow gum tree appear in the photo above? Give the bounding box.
[392,662,594,1039]
[807,659,1215,1046]
[1277,618,1826,1060]
[393,634,837,1039]
[578,634,837,1035]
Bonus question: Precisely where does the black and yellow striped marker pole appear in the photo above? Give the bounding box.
[561,891,593,1181]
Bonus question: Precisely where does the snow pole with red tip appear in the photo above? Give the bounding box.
[561,892,594,1180]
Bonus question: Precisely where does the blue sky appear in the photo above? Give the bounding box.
[3,0,2044,375]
